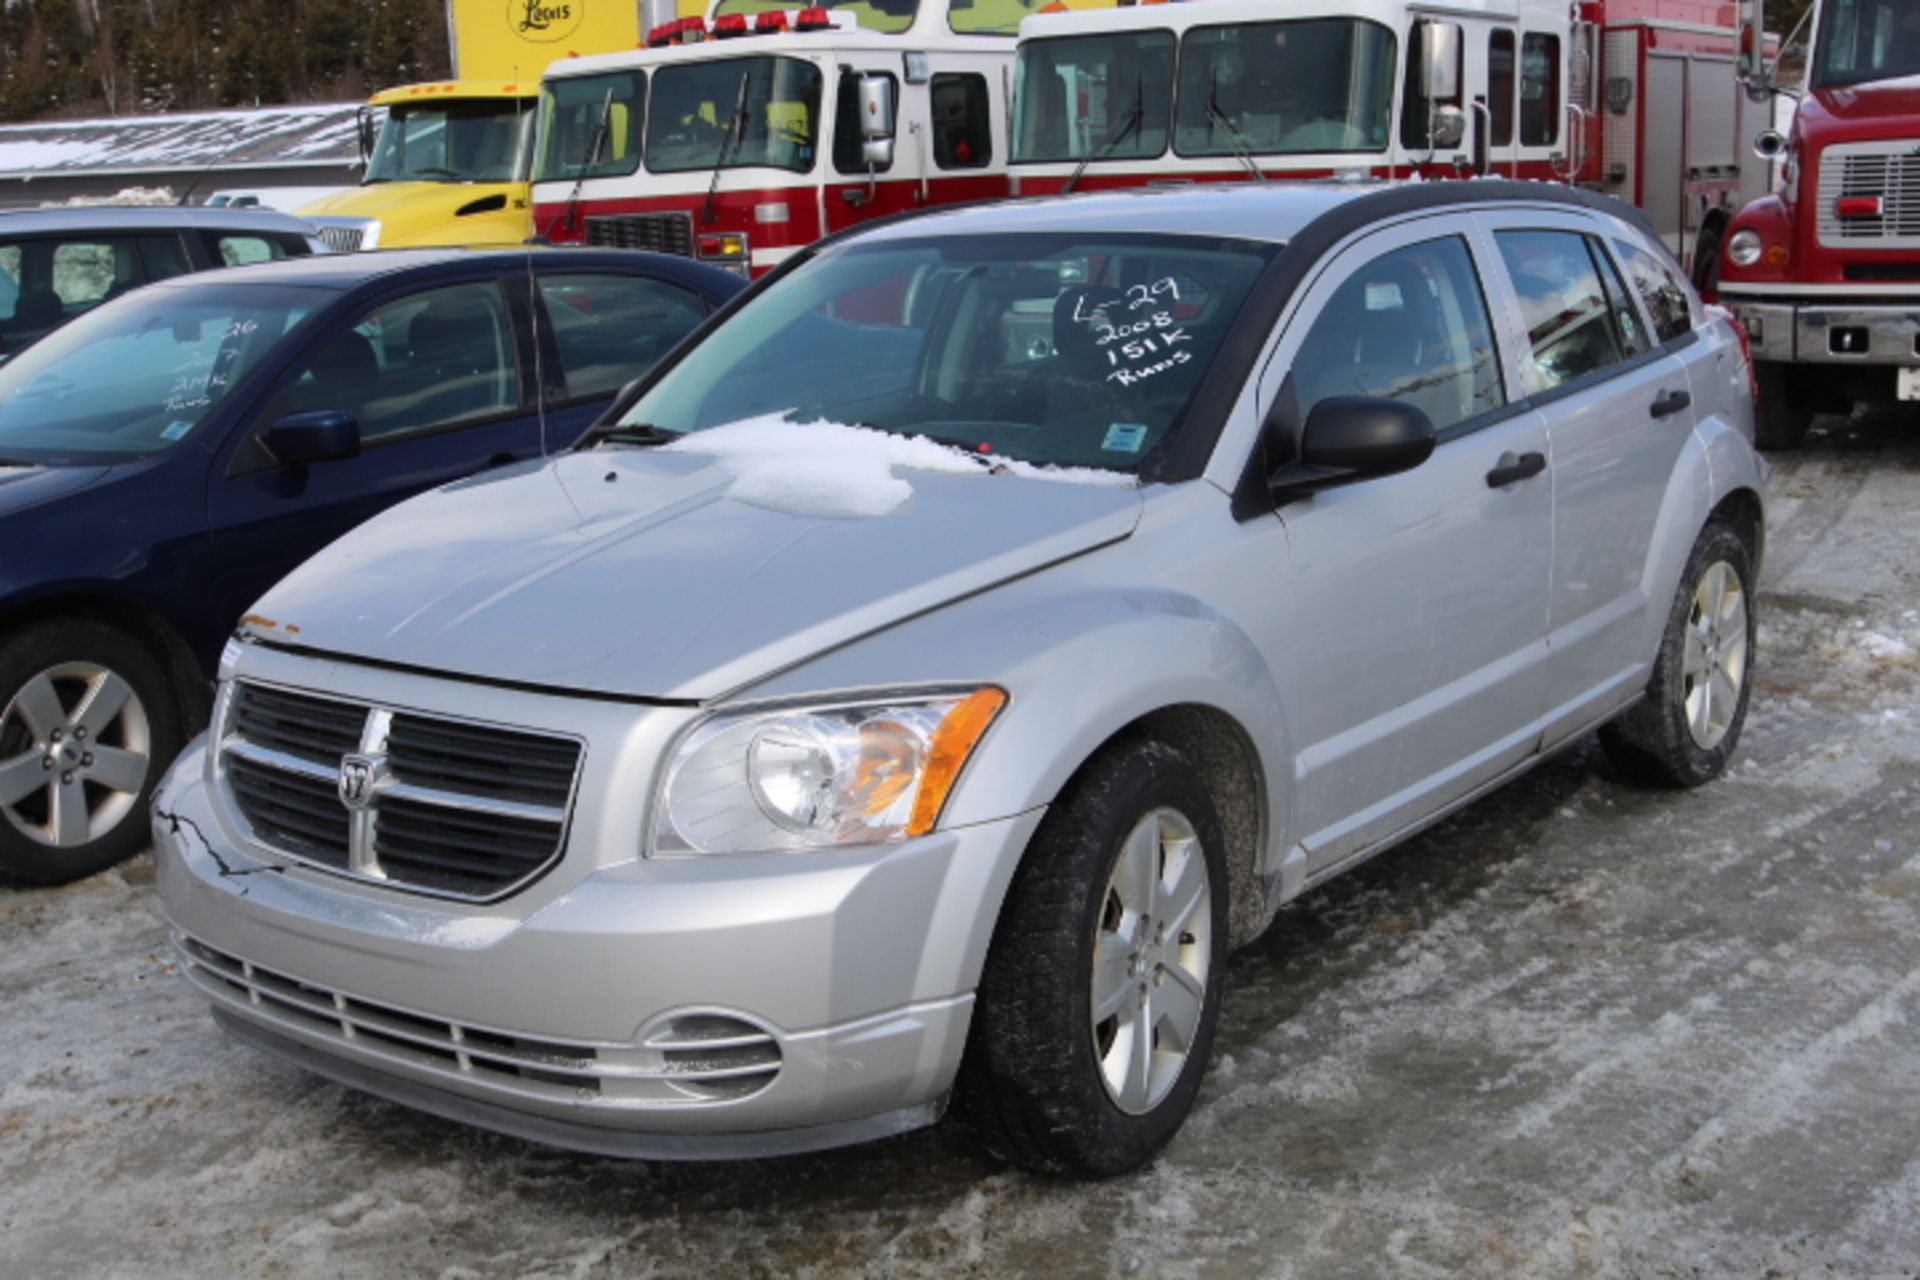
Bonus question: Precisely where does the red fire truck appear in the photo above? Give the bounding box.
[1008,0,1771,274]
[531,0,1019,275]
[1717,0,1920,447]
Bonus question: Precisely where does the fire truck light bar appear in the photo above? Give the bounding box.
[647,8,846,45]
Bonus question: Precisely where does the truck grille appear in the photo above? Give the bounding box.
[316,225,366,252]
[584,211,694,257]
[1817,140,1920,249]
[217,682,582,900]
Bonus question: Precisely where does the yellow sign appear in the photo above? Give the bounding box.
[452,0,641,80]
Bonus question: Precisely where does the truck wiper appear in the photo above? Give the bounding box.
[704,70,754,224]
[1206,71,1266,184]
[1063,79,1143,195]
[562,88,616,234]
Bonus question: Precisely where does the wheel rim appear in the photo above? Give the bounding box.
[0,661,152,850]
[1090,806,1213,1116]
[1681,561,1748,751]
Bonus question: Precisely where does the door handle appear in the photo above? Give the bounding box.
[1485,451,1546,488]
[1650,389,1692,418]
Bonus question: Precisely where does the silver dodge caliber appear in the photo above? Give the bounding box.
[154,181,1766,1176]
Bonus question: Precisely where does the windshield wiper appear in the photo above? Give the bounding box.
[704,70,754,224]
[1063,79,1143,195]
[1206,70,1266,184]
[562,87,617,235]
[591,421,680,446]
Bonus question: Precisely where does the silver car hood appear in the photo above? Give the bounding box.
[245,446,1143,701]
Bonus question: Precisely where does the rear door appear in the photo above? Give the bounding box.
[1479,210,1695,747]
[1263,215,1552,870]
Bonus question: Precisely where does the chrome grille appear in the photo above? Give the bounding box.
[584,211,694,257]
[316,225,366,253]
[178,935,784,1105]
[219,681,582,900]
[1817,140,1920,248]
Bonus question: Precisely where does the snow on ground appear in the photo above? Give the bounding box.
[0,103,360,176]
[1,411,1917,1277]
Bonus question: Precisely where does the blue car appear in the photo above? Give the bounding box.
[0,247,744,883]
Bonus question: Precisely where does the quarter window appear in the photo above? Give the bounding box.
[1495,229,1627,389]
[1292,236,1504,435]
[931,73,993,170]
[211,235,289,267]
[1612,238,1694,344]
[280,281,519,444]
[538,275,708,401]
[1520,33,1561,147]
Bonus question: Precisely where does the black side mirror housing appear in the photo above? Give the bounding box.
[1269,396,1435,502]
[265,410,360,467]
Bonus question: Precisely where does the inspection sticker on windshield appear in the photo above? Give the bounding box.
[1103,422,1149,453]
[159,420,194,441]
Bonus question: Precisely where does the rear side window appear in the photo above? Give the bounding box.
[931,73,992,170]
[52,240,142,307]
[1291,235,1504,435]
[1612,238,1694,344]
[1496,229,1628,389]
[211,234,290,267]
[539,274,708,401]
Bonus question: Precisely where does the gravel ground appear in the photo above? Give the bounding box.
[3,413,1918,1280]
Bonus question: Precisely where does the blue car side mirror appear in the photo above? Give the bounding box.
[265,410,361,467]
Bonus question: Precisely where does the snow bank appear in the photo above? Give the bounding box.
[662,412,1133,519]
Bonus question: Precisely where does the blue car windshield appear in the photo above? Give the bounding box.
[0,282,323,466]
[615,232,1276,471]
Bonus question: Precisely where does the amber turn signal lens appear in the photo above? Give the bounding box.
[907,687,1008,836]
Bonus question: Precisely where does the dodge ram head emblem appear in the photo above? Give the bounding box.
[338,753,385,810]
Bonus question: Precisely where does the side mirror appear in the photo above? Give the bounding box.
[1418,22,1461,100]
[1268,396,1435,502]
[859,73,896,167]
[264,410,360,466]
[1430,104,1467,150]
[1752,128,1787,160]
[355,106,379,167]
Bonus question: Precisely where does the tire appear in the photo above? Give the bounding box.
[1692,221,1723,299]
[1600,521,1756,788]
[0,621,181,884]
[1753,362,1814,451]
[955,737,1230,1176]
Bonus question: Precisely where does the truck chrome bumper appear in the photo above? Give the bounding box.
[1727,299,1920,366]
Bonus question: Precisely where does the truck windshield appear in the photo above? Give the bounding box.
[1173,20,1396,156]
[711,0,918,37]
[1012,32,1176,164]
[366,100,534,184]
[646,57,823,175]
[537,71,647,182]
[1812,0,1920,88]
[614,232,1276,473]
[0,283,322,466]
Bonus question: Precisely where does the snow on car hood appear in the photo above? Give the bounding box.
[244,427,1143,701]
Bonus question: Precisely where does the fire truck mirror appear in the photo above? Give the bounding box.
[859,73,897,166]
[1417,23,1462,101]
[1430,105,1466,151]
[1751,129,1787,161]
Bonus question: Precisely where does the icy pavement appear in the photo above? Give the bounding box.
[3,415,1918,1278]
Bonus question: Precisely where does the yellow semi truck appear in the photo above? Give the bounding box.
[302,1,677,249]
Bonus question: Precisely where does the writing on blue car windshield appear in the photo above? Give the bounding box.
[0,283,321,465]
[615,233,1275,470]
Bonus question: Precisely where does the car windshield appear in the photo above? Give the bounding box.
[1811,0,1920,88]
[1012,31,1176,164]
[0,283,323,466]
[536,71,646,182]
[646,57,823,175]
[366,100,534,184]
[1173,20,1396,156]
[614,232,1276,472]
[711,0,918,37]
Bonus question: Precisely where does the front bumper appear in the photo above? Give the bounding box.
[154,736,1044,1157]
[1725,296,1920,367]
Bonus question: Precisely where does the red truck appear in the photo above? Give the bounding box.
[1718,0,1920,447]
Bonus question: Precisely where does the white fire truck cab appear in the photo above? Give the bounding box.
[1009,0,1772,273]
[532,0,1017,275]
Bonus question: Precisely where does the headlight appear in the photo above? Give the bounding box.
[1727,229,1765,267]
[654,687,1007,856]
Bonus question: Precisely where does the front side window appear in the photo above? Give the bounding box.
[536,71,646,183]
[1173,20,1395,157]
[1291,236,1503,435]
[1400,21,1464,151]
[617,232,1276,472]
[647,57,822,176]
[1520,33,1561,147]
[366,101,533,184]
[1613,238,1694,345]
[931,73,993,169]
[1496,229,1628,390]
[1488,29,1516,147]
[713,0,918,37]
[279,282,519,444]
[0,282,320,464]
[1011,32,1175,164]
[539,274,708,401]
[1813,0,1920,88]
